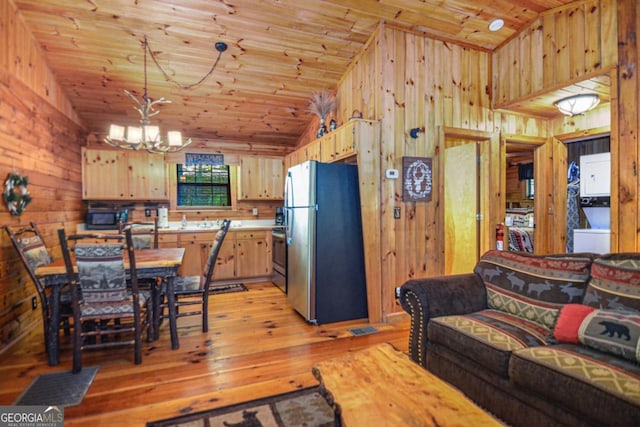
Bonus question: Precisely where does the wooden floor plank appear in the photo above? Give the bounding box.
[0,282,410,426]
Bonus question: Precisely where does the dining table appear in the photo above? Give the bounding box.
[35,247,185,366]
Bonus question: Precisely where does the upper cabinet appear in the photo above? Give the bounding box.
[288,119,377,168]
[238,156,284,200]
[82,148,167,200]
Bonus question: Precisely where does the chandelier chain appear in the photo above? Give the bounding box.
[145,36,226,90]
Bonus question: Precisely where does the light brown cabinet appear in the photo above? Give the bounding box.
[170,229,270,281]
[238,157,284,200]
[82,148,167,200]
[306,139,321,161]
[334,120,358,161]
[177,232,213,277]
[319,133,336,163]
[235,230,271,278]
[288,119,376,168]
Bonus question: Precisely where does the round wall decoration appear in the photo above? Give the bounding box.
[3,173,32,216]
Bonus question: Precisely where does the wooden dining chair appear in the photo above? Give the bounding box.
[58,227,152,373]
[158,219,231,333]
[4,223,73,359]
[118,217,159,249]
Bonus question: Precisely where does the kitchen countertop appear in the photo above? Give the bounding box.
[77,219,283,234]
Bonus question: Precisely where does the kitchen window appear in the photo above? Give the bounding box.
[176,164,231,207]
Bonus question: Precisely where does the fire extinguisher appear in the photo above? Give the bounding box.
[496,223,505,251]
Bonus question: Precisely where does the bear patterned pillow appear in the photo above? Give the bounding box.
[552,304,640,363]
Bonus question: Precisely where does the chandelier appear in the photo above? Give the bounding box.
[105,36,227,153]
[554,94,600,117]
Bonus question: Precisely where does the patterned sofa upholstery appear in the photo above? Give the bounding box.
[399,250,640,427]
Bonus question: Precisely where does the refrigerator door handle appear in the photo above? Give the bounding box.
[285,172,293,244]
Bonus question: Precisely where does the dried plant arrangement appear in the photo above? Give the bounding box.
[308,89,336,122]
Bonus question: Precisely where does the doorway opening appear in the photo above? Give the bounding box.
[565,135,611,253]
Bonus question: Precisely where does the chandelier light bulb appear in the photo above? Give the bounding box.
[144,125,160,142]
[127,126,142,144]
[109,124,125,140]
[168,131,183,147]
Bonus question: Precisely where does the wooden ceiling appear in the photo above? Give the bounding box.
[14,0,580,147]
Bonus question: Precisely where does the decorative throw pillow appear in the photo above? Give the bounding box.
[552,304,640,363]
[475,250,592,328]
[583,254,640,312]
[19,235,53,269]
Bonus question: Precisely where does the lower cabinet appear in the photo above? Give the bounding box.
[177,233,213,277]
[169,229,271,281]
[235,231,271,278]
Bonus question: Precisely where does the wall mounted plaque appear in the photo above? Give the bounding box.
[402,157,432,202]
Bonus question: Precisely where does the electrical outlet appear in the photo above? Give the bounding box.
[252,208,258,216]
[145,208,151,217]
[32,296,37,310]
[394,207,401,219]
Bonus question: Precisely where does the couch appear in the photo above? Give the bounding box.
[398,250,640,426]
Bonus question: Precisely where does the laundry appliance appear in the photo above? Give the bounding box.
[573,152,611,254]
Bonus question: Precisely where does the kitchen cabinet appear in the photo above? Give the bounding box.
[238,157,284,200]
[320,133,336,163]
[177,232,214,277]
[82,148,167,200]
[287,119,376,168]
[235,230,271,278]
[211,237,235,280]
[334,120,358,160]
[172,229,270,280]
[284,152,295,172]
[306,139,321,161]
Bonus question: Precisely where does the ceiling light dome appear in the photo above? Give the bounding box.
[489,19,504,32]
[554,94,600,117]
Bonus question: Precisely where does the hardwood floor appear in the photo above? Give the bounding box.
[0,282,410,426]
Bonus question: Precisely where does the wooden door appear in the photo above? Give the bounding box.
[444,142,479,275]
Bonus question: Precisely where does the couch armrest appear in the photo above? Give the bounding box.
[398,273,487,368]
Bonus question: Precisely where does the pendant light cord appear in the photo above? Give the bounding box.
[145,36,227,90]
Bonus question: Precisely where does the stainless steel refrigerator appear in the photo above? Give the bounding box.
[284,160,368,324]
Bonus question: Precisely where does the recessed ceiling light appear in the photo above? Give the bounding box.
[489,19,504,32]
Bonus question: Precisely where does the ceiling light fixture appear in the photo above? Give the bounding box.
[554,94,600,117]
[489,19,504,32]
[105,36,227,153]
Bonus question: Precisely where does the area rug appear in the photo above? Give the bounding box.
[146,386,338,427]
[14,366,99,407]
[209,283,248,295]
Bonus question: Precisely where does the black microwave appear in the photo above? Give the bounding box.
[85,209,121,230]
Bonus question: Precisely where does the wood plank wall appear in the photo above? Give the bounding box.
[0,1,87,352]
[492,0,617,109]
[328,0,621,321]
[333,24,498,320]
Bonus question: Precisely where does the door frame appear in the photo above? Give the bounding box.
[501,134,548,253]
[549,127,611,254]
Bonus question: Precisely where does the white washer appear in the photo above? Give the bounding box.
[573,229,610,254]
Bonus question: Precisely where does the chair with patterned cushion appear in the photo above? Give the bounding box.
[158,219,231,334]
[58,227,152,373]
[118,218,159,249]
[4,223,72,359]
